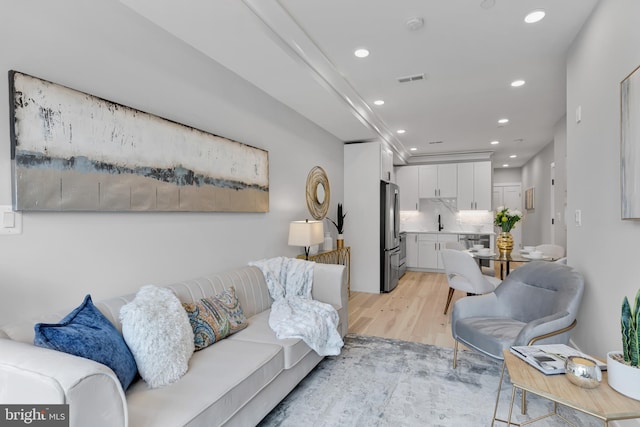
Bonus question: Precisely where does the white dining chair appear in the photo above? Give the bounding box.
[444,241,495,277]
[440,249,502,315]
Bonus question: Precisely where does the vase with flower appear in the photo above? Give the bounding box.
[493,206,522,256]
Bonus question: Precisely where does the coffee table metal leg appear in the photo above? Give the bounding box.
[507,385,517,426]
[491,362,507,426]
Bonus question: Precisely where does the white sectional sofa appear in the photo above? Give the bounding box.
[0,262,348,427]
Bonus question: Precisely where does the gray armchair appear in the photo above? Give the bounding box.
[451,261,584,368]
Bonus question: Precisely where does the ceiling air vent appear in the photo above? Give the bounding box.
[429,141,444,145]
[397,73,425,84]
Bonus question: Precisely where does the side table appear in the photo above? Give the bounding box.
[298,246,351,296]
[492,349,640,426]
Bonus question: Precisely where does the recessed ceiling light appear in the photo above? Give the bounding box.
[511,80,526,87]
[510,154,517,158]
[373,100,385,106]
[410,147,417,151]
[498,118,509,124]
[354,48,370,58]
[405,17,424,31]
[525,10,546,24]
[397,129,406,134]
[502,164,509,168]
[490,140,500,145]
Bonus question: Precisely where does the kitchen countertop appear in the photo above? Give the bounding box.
[401,230,495,235]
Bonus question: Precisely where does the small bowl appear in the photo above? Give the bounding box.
[523,246,536,252]
[528,251,543,259]
[565,356,602,389]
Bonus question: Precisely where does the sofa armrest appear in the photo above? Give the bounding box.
[0,339,128,427]
[311,263,348,336]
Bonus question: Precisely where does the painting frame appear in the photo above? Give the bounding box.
[9,70,269,212]
[525,187,535,210]
[621,64,640,220]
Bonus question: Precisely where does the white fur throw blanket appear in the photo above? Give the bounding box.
[249,257,343,356]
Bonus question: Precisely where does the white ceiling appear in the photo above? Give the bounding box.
[120,0,599,168]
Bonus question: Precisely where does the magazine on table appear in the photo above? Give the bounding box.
[509,344,606,375]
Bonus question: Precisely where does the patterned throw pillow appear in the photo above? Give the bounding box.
[183,287,248,351]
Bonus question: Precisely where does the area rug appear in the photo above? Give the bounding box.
[258,334,601,426]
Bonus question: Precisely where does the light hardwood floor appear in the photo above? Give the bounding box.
[347,270,467,348]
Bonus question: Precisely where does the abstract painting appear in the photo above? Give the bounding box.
[525,187,534,210]
[9,71,269,212]
[621,65,640,219]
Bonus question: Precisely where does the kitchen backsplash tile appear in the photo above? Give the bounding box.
[400,199,493,233]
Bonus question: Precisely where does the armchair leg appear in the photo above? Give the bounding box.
[521,390,527,415]
[444,287,455,314]
[453,340,459,368]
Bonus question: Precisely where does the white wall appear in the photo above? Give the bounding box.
[553,117,568,250]
[493,167,522,185]
[521,142,555,246]
[344,142,380,293]
[0,1,344,324]
[567,0,640,361]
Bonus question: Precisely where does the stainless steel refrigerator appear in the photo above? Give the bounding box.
[381,181,400,292]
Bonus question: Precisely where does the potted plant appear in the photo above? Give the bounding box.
[328,203,347,249]
[608,289,640,400]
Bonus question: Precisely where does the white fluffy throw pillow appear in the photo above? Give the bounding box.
[120,285,194,388]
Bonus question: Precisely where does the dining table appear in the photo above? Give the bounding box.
[469,250,558,279]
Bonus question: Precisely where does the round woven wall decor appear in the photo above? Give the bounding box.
[306,166,330,220]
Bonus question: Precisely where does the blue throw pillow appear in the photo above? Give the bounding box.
[34,294,137,390]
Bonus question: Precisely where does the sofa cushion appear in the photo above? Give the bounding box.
[120,285,194,388]
[182,286,248,351]
[228,310,312,369]
[33,294,137,390]
[126,339,284,427]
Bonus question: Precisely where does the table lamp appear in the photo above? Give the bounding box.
[288,219,324,260]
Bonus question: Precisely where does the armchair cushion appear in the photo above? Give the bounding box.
[455,317,526,359]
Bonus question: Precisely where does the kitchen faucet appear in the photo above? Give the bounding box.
[438,214,444,231]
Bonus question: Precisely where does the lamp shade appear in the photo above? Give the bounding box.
[288,220,324,247]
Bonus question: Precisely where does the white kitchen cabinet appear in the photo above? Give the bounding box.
[457,161,492,210]
[406,233,419,268]
[417,233,458,270]
[419,164,457,198]
[380,144,395,182]
[395,166,419,210]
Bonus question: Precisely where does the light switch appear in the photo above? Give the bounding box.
[574,209,582,227]
[0,205,22,235]
[3,211,15,227]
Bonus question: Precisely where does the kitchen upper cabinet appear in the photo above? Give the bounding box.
[380,145,395,182]
[417,233,457,270]
[395,166,419,210]
[419,164,457,198]
[406,233,419,268]
[457,161,492,210]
